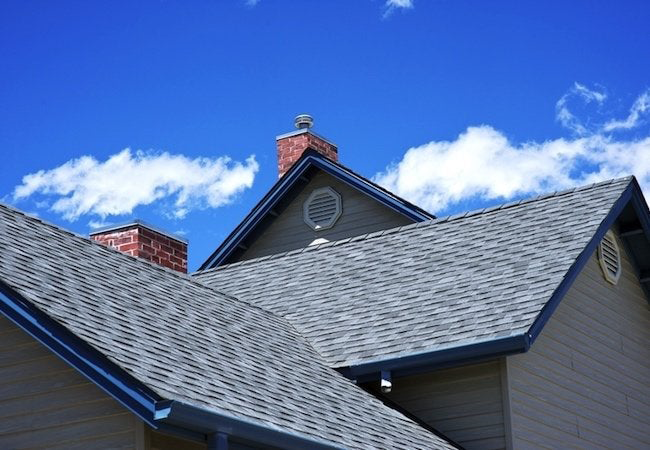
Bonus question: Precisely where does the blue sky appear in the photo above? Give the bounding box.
[2,1,649,270]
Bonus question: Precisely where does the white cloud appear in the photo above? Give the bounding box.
[13,149,259,221]
[386,0,413,8]
[383,0,413,17]
[555,82,607,135]
[603,89,650,132]
[247,1,413,16]
[375,86,650,214]
[88,220,111,230]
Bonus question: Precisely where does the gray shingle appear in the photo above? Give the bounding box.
[195,177,631,368]
[0,204,457,449]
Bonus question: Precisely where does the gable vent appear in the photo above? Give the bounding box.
[303,187,342,231]
[597,230,621,285]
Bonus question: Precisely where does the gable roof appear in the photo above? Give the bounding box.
[0,204,459,449]
[199,149,434,270]
[195,176,650,381]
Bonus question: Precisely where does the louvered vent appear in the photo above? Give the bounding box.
[597,230,621,285]
[303,187,342,231]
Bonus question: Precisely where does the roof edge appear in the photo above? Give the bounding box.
[155,400,342,450]
[338,334,530,382]
[197,176,633,276]
[526,177,639,343]
[198,149,433,270]
[0,280,162,426]
[0,279,337,448]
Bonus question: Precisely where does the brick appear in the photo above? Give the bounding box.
[276,130,338,177]
[91,223,188,273]
[117,243,139,252]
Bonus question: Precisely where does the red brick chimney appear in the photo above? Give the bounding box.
[276,114,338,177]
[90,221,188,273]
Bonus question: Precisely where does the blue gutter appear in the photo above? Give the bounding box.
[338,334,530,382]
[340,178,648,382]
[155,400,341,450]
[0,281,161,426]
[199,150,433,270]
[0,281,343,449]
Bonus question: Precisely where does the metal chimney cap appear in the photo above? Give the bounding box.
[294,114,314,129]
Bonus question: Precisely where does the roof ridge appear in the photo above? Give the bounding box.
[194,175,633,275]
[0,202,201,280]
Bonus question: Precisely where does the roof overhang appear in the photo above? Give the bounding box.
[338,334,531,383]
[155,400,340,450]
[338,177,650,383]
[527,177,650,342]
[0,280,340,449]
[198,149,434,270]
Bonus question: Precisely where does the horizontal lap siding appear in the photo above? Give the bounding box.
[385,361,506,450]
[150,430,267,450]
[150,430,206,450]
[507,234,650,449]
[0,316,137,449]
[240,171,413,260]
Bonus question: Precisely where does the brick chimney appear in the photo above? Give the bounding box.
[90,221,188,273]
[276,114,338,177]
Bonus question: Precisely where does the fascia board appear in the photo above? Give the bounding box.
[199,152,432,270]
[0,280,161,427]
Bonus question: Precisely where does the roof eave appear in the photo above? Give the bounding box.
[338,334,531,383]
[155,400,342,450]
[340,178,648,382]
[0,280,343,449]
[0,280,162,426]
[526,178,648,343]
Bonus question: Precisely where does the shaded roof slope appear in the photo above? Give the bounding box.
[0,204,457,449]
[195,177,633,369]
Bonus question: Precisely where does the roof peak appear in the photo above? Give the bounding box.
[195,175,633,275]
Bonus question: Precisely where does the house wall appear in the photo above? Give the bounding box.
[506,236,650,449]
[239,171,414,260]
[149,430,205,450]
[0,315,139,449]
[0,314,292,450]
[149,429,271,450]
[383,360,507,450]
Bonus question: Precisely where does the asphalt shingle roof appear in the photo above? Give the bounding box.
[195,177,632,368]
[0,204,457,449]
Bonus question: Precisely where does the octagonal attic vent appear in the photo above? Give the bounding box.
[598,230,621,285]
[303,187,342,231]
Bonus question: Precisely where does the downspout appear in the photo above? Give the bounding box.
[208,433,229,450]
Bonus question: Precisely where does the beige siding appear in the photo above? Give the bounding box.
[0,315,138,449]
[240,171,413,260]
[384,361,506,450]
[507,233,650,449]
